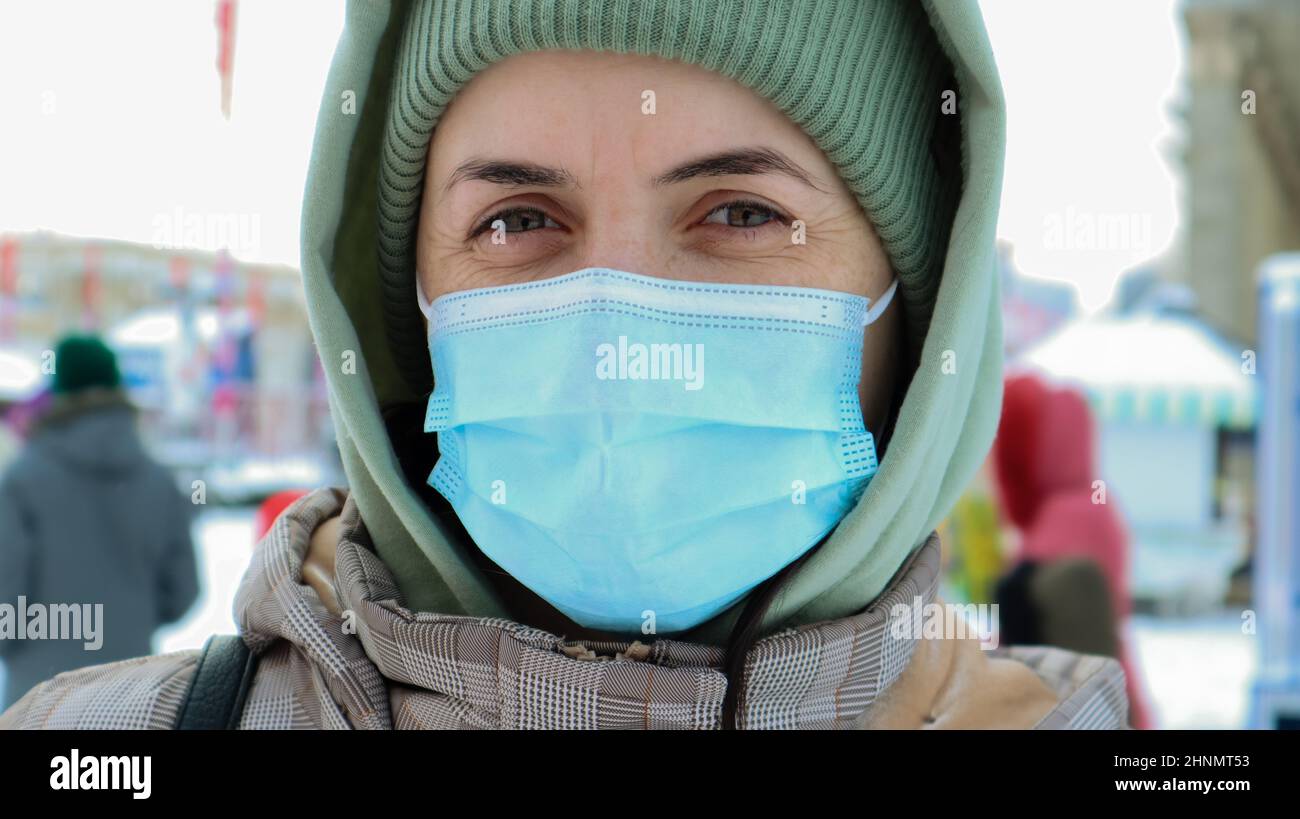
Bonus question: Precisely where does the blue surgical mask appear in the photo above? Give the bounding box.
[419,267,895,634]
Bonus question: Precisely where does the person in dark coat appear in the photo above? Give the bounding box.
[0,335,199,707]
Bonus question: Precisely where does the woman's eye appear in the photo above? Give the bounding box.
[701,200,786,229]
[473,207,560,236]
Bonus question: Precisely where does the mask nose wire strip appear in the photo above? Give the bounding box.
[419,275,897,327]
[862,279,898,328]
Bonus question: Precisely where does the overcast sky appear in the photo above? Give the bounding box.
[0,0,1185,312]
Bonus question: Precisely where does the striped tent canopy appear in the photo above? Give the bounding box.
[1014,313,1258,430]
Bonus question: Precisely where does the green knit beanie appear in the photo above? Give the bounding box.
[52,334,121,395]
[377,0,961,391]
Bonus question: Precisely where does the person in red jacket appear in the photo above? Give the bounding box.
[254,489,310,542]
[992,373,1154,729]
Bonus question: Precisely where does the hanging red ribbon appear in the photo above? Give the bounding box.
[215,0,238,119]
[0,237,16,297]
[247,272,265,329]
[82,244,102,330]
[0,236,17,341]
[169,255,190,293]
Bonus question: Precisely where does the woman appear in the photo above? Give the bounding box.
[1,0,1130,729]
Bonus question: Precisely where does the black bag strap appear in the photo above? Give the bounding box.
[176,634,259,730]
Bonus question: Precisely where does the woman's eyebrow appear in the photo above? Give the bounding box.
[441,159,579,195]
[651,147,825,192]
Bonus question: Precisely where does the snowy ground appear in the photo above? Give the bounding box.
[1128,613,1258,729]
[153,506,259,656]
[0,507,1264,728]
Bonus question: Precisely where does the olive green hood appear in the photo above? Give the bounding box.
[300,0,1005,644]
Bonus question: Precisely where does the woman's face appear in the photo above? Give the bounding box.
[417,50,901,434]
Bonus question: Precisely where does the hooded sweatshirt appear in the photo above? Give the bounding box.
[0,0,1132,729]
[299,0,1006,648]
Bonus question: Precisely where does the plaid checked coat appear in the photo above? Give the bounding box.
[1,490,1130,729]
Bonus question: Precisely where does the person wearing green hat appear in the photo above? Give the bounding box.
[3,0,1130,729]
[48,334,122,396]
[0,335,199,709]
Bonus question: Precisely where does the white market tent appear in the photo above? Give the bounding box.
[1015,312,1257,534]
[1016,312,1257,430]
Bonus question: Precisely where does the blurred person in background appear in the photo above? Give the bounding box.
[0,335,199,708]
[254,488,310,542]
[4,0,1130,730]
[992,373,1153,729]
[938,459,1007,606]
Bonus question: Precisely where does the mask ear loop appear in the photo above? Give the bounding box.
[862,279,898,328]
[417,279,434,321]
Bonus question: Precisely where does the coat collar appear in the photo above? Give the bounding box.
[235,489,1127,729]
